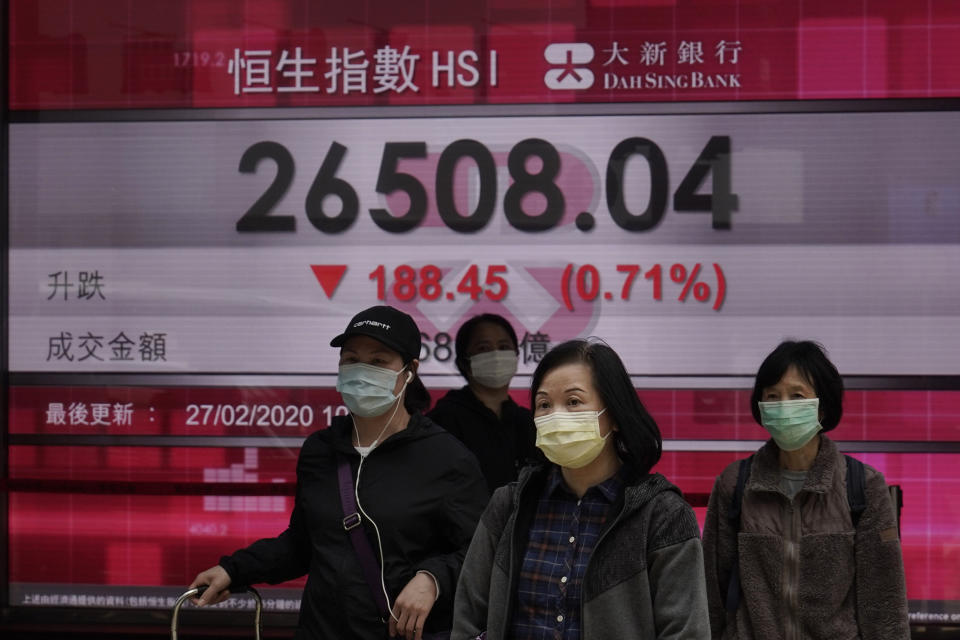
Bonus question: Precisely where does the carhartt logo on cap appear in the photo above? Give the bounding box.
[332,305,420,361]
[354,320,391,331]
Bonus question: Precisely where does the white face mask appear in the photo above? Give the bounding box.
[534,408,610,469]
[469,350,518,388]
[336,363,407,418]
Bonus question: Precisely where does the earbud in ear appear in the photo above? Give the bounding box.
[405,370,414,383]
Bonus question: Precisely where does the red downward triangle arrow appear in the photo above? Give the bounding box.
[310,265,348,299]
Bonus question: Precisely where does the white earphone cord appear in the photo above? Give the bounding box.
[351,375,408,624]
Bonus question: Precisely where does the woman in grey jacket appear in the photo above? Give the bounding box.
[452,339,710,640]
[702,340,909,640]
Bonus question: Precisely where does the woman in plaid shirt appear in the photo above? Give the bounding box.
[452,339,710,640]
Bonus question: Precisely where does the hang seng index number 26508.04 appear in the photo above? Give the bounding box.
[234,136,738,234]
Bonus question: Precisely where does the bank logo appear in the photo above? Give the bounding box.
[544,43,595,90]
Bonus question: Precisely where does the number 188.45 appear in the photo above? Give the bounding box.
[368,264,508,303]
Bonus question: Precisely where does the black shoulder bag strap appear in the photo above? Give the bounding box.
[845,454,867,528]
[724,455,753,614]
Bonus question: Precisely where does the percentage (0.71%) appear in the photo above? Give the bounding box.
[561,262,727,312]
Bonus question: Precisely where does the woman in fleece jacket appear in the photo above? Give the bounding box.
[452,339,710,640]
[702,340,909,640]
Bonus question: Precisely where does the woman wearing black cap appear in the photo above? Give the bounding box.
[189,305,489,640]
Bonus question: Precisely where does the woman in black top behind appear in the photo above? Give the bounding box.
[428,313,540,493]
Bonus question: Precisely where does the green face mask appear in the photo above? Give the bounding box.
[757,398,823,451]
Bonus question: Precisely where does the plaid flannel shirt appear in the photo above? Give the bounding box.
[510,465,624,640]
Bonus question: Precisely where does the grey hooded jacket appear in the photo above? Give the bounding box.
[452,464,711,639]
[702,436,909,640]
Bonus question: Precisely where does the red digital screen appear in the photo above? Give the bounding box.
[5,0,960,630]
[8,0,960,109]
[7,385,960,617]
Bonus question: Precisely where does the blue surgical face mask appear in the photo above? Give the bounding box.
[758,398,823,451]
[336,363,407,418]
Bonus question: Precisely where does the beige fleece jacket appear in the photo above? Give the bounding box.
[702,436,909,640]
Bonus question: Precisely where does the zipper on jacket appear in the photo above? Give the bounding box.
[499,471,537,639]
[499,515,519,640]
[782,498,802,640]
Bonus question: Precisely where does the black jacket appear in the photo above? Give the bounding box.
[219,412,489,639]
[428,386,541,493]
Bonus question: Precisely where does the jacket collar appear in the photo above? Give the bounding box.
[446,385,519,417]
[749,434,840,495]
[323,411,429,455]
[543,464,625,504]
[515,463,680,514]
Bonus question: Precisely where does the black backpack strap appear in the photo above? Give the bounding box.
[724,455,753,614]
[845,455,867,528]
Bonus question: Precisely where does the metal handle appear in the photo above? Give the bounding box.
[171,585,262,640]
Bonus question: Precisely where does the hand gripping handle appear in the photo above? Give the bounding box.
[171,584,262,639]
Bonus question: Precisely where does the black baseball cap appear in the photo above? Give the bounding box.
[330,305,422,363]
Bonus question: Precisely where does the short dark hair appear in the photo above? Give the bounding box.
[404,372,432,414]
[454,314,520,378]
[530,339,662,475]
[750,340,844,431]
